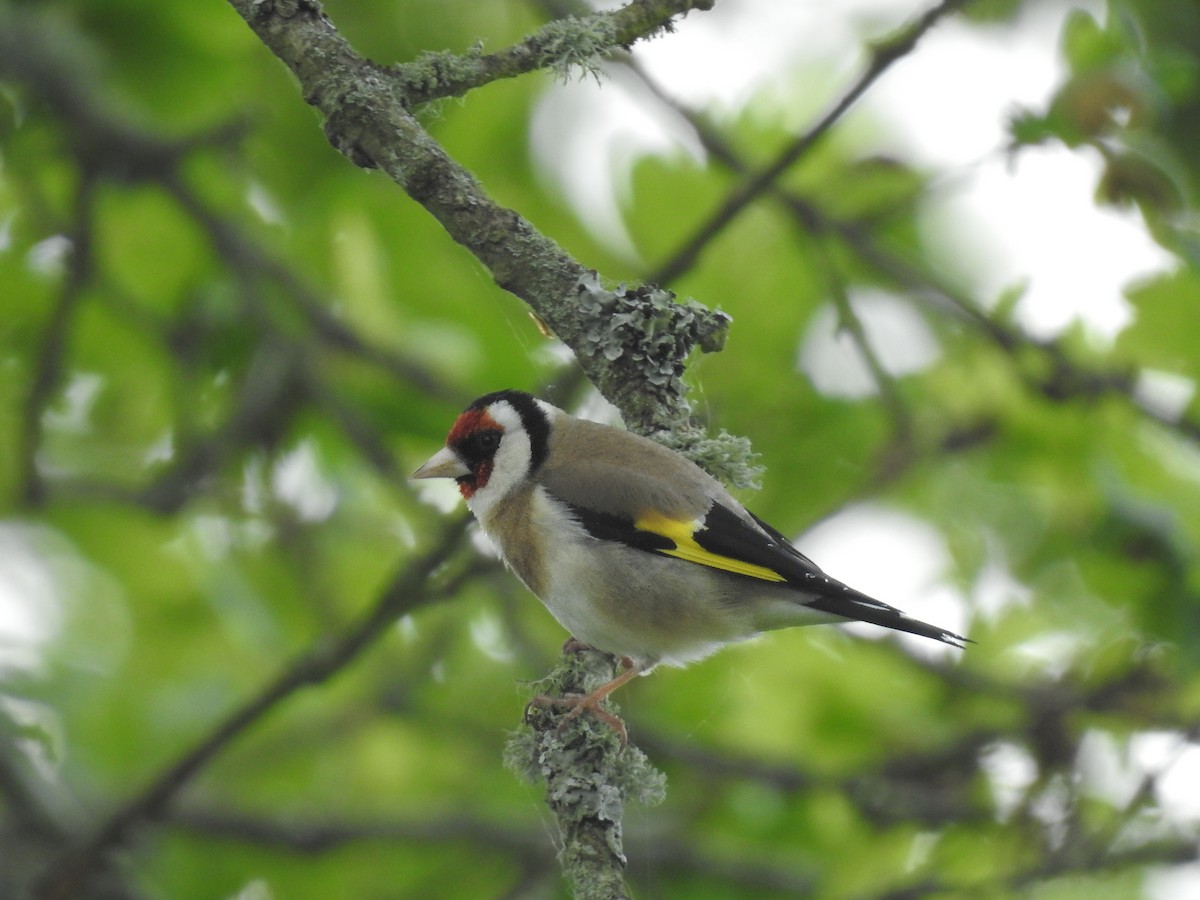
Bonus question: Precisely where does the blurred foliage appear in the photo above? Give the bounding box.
[2,0,1200,898]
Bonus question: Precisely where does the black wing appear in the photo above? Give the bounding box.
[567,497,968,648]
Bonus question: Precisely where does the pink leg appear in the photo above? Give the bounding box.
[527,655,642,744]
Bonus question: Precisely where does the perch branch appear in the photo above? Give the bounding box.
[506,647,666,900]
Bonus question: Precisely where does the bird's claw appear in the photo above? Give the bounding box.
[525,692,629,745]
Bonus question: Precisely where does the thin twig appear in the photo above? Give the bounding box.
[621,54,1200,451]
[650,0,975,285]
[18,179,97,507]
[172,807,551,857]
[163,174,464,404]
[395,0,716,106]
[813,226,915,444]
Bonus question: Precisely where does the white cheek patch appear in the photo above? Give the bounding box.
[465,401,534,520]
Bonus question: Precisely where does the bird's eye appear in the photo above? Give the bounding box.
[476,430,501,452]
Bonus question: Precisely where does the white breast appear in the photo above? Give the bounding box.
[526,488,761,668]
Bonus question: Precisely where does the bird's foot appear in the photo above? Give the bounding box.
[524,655,641,745]
[526,692,629,745]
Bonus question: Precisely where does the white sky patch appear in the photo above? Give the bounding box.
[1131,732,1200,824]
[862,9,1071,164]
[905,832,939,873]
[1148,864,1200,900]
[1009,630,1086,681]
[1030,773,1071,849]
[1134,369,1198,424]
[272,440,338,522]
[617,0,875,111]
[143,429,175,466]
[0,523,131,679]
[0,524,65,675]
[531,0,911,257]
[531,75,692,259]
[851,3,1171,340]
[920,148,1165,341]
[175,514,236,562]
[26,234,71,277]
[468,611,515,663]
[411,476,464,515]
[972,552,1033,622]
[469,524,502,560]
[571,388,624,426]
[226,879,273,900]
[395,613,418,643]
[980,740,1039,820]
[534,0,1170,341]
[246,180,286,227]
[797,290,941,398]
[42,372,103,433]
[1078,728,1150,809]
[0,694,67,788]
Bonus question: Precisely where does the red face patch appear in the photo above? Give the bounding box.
[446,409,500,445]
[459,459,492,499]
[446,408,503,499]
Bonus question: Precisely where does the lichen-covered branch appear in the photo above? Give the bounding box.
[218,5,738,896]
[395,0,716,105]
[506,649,666,900]
[226,0,738,456]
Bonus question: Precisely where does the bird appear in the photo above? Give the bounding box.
[412,389,967,736]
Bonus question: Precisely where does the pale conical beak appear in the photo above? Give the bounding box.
[411,446,470,480]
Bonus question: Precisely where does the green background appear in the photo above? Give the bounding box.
[2,0,1200,897]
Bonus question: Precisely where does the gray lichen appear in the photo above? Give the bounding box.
[571,272,764,488]
[576,271,730,406]
[505,650,666,896]
[393,47,484,99]
[535,17,618,84]
[657,423,765,491]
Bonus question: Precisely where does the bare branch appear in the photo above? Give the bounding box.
[651,0,976,285]
[18,181,96,507]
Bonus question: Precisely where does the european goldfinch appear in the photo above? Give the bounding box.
[413,390,966,724]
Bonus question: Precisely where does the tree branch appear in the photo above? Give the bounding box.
[172,807,553,857]
[619,52,1200,454]
[34,517,472,900]
[225,0,733,440]
[650,0,975,285]
[18,179,96,508]
[506,648,666,900]
[394,0,715,105]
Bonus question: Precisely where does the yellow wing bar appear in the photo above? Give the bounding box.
[634,510,786,583]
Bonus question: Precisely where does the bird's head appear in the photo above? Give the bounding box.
[411,390,551,513]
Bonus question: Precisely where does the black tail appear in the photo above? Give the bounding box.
[804,586,970,648]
